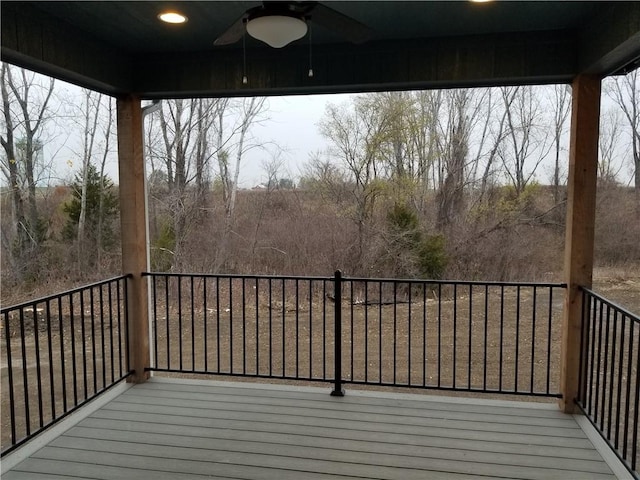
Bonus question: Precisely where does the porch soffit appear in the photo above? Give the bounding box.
[1,1,639,98]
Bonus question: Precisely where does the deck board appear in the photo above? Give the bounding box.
[3,378,624,480]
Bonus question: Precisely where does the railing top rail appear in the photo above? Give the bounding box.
[581,286,640,323]
[143,271,566,289]
[344,276,567,288]
[142,272,333,282]
[0,274,131,314]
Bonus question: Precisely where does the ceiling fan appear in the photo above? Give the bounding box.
[214,1,373,48]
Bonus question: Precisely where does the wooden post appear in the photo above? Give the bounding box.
[560,74,601,413]
[117,95,150,384]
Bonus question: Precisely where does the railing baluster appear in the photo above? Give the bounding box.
[90,287,97,394]
[46,299,55,420]
[468,284,472,390]
[331,270,344,396]
[531,286,537,394]
[32,302,44,428]
[295,279,299,379]
[308,280,313,379]
[437,283,442,389]
[408,282,413,386]
[108,281,115,383]
[422,283,427,388]
[623,320,635,462]
[58,296,67,413]
[99,286,106,389]
[483,285,489,391]
[594,300,605,424]
[453,283,457,389]
[117,279,123,378]
[165,275,170,370]
[152,277,158,370]
[230,277,234,375]
[204,277,208,373]
[547,287,554,395]
[379,281,383,384]
[216,277,221,372]
[191,276,196,371]
[578,291,590,407]
[631,332,639,471]
[255,278,260,375]
[615,312,626,449]
[178,276,183,372]
[268,279,273,377]
[281,279,285,377]
[17,352,28,444]
[364,281,369,384]
[80,293,87,400]
[242,277,247,375]
[68,294,77,407]
[608,310,618,438]
[499,285,504,392]
[4,310,16,445]
[515,285,521,393]
[393,281,397,386]
[588,295,598,414]
[124,278,131,374]
[601,304,611,432]
[322,280,327,380]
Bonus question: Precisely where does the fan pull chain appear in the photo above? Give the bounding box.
[242,25,248,84]
[308,22,314,78]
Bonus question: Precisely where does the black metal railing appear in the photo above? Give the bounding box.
[1,275,132,456]
[145,271,565,397]
[577,287,640,478]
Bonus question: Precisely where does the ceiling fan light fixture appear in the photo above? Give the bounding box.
[246,14,307,48]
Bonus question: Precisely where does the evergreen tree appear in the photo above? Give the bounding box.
[63,164,119,251]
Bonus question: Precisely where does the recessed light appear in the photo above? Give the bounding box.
[158,11,188,24]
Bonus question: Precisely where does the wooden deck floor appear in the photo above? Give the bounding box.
[1,378,631,479]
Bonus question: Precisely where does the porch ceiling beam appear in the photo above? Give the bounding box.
[579,2,640,75]
[132,31,577,98]
[0,2,133,95]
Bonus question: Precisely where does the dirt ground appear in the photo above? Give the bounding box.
[2,270,639,456]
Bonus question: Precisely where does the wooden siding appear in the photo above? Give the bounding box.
[3,378,625,479]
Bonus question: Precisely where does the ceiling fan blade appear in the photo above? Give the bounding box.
[309,3,373,44]
[214,14,248,46]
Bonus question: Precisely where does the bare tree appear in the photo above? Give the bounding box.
[598,108,624,184]
[550,84,571,205]
[498,86,552,195]
[75,89,103,246]
[606,69,640,213]
[0,64,55,278]
[406,90,441,195]
[435,89,477,228]
[145,96,268,270]
[96,97,115,265]
[474,88,512,203]
[228,97,268,221]
[319,95,392,269]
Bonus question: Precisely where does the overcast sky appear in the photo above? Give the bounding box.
[240,93,352,187]
[9,70,636,190]
[41,83,349,189]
